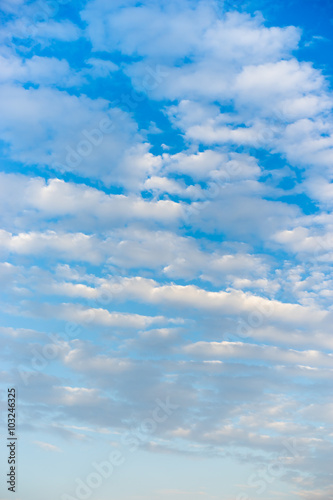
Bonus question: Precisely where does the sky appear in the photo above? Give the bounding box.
[0,0,333,499]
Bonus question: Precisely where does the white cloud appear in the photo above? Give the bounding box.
[296,486,333,500]
[118,14,300,106]
[82,0,216,58]
[42,275,330,331]
[184,341,333,368]
[13,225,267,283]
[0,53,82,87]
[84,58,118,78]
[273,226,333,259]
[162,150,261,182]
[234,59,328,118]
[123,327,182,355]
[53,386,102,406]
[0,86,156,188]
[0,1,332,496]
[0,17,81,44]
[63,346,134,375]
[23,301,177,330]
[83,2,333,191]
[34,441,62,452]
[0,230,103,264]
[304,176,333,208]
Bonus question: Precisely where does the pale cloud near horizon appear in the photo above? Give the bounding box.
[0,1,332,500]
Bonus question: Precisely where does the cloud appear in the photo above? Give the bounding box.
[83,2,332,193]
[123,327,183,355]
[1,1,333,498]
[53,386,102,406]
[296,486,333,500]
[116,10,300,102]
[183,341,333,368]
[0,0,24,14]
[84,58,119,78]
[0,53,82,87]
[25,301,173,329]
[273,226,333,259]
[0,86,156,188]
[162,150,261,182]
[63,344,135,375]
[234,59,328,119]
[33,441,62,452]
[0,16,81,44]
[0,230,103,264]
[0,326,44,340]
[82,0,216,58]
[37,274,331,334]
[0,174,183,233]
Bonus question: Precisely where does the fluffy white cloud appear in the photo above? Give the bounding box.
[234,59,329,118]
[40,275,330,330]
[0,86,157,188]
[0,174,184,232]
[184,340,333,368]
[82,0,216,58]
[273,226,333,259]
[34,441,62,452]
[84,58,118,78]
[296,486,333,500]
[82,2,333,192]
[0,229,103,263]
[0,0,24,14]
[0,2,332,498]
[161,150,262,182]
[25,301,172,329]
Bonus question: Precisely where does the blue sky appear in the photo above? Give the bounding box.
[0,1,333,499]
